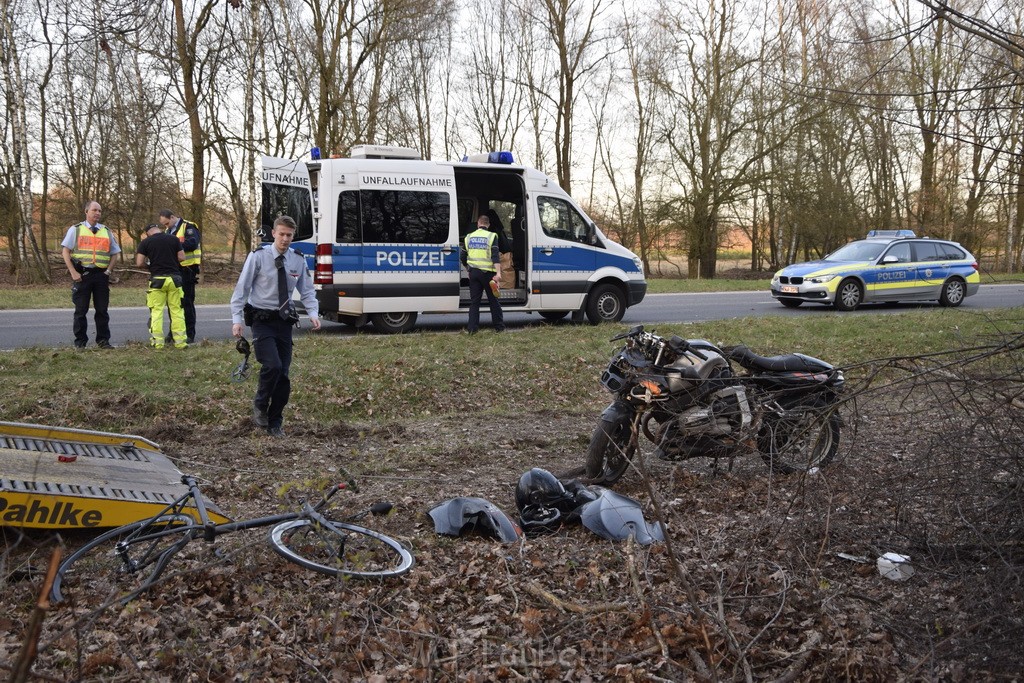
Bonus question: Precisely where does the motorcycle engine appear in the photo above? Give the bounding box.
[677,386,752,435]
[654,386,753,459]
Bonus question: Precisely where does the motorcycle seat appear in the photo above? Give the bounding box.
[727,345,834,374]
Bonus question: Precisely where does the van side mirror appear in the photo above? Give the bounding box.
[588,223,599,246]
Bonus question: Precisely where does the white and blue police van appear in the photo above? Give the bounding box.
[259,145,646,333]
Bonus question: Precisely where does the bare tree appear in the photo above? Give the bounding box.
[0,0,48,281]
[661,0,794,279]
[512,0,611,193]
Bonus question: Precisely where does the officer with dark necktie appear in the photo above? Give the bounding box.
[229,216,321,437]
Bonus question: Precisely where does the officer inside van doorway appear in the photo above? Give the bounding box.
[462,214,505,334]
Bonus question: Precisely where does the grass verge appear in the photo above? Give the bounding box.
[2,307,1020,432]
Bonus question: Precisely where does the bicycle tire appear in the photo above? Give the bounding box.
[50,515,197,606]
[269,519,414,579]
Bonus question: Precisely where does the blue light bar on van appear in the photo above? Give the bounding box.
[462,151,516,164]
[311,147,321,160]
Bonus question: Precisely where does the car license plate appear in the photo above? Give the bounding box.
[781,285,798,294]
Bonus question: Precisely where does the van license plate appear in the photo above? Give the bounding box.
[781,285,798,294]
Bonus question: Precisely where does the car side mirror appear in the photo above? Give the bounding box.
[881,255,899,264]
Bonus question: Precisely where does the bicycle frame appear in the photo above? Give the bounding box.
[50,469,408,606]
[131,475,354,544]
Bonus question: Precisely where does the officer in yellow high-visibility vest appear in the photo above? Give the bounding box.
[136,224,187,348]
[159,209,202,343]
[461,214,504,334]
[61,200,122,349]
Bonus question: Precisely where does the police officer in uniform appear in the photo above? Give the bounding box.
[462,214,504,334]
[136,223,187,348]
[159,209,202,343]
[61,200,122,349]
[230,216,321,437]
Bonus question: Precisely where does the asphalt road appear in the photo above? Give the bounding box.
[1,284,1021,351]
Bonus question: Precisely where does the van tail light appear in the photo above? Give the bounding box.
[315,243,333,285]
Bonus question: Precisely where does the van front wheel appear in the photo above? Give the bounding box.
[371,312,417,334]
[586,284,625,325]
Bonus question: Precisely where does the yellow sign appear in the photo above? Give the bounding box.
[0,421,229,529]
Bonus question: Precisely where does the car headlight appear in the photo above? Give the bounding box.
[633,257,643,274]
[771,273,781,285]
[807,274,839,284]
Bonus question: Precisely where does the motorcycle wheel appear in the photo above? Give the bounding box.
[758,396,840,473]
[585,413,637,484]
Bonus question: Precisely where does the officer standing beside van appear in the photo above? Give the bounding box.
[462,214,504,334]
[230,215,321,437]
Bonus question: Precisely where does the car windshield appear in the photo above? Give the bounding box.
[824,241,887,262]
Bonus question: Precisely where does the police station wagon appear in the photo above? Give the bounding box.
[770,231,980,311]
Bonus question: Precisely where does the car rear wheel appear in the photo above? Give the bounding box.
[939,278,966,307]
[779,298,802,308]
[834,279,863,311]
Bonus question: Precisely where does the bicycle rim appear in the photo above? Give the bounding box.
[51,515,197,609]
[269,519,414,579]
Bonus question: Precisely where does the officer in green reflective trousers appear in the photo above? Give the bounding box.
[136,224,187,349]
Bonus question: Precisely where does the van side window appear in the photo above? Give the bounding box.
[361,190,450,244]
[538,196,592,245]
[262,183,314,241]
[336,190,360,243]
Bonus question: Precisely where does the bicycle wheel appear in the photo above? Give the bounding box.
[51,515,197,607]
[269,519,414,579]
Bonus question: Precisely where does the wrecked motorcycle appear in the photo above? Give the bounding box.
[583,325,844,484]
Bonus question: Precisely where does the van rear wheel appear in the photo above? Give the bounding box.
[371,312,417,334]
[585,284,625,325]
[540,311,569,322]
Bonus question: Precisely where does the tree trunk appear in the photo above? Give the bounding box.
[172,0,207,231]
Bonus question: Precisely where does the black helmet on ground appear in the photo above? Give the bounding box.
[518,504,562,535]
[515,468,601,535]
[515,468,568,512]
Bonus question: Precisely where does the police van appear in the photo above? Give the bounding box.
[259,145,646,333]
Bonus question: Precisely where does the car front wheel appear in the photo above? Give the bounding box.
[834,279,863,311]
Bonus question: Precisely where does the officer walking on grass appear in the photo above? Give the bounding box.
[230,216,321,437]
[61,200,122,349]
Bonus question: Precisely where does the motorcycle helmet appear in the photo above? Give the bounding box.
[427,496,523,543]
[518,504,563,535]
[515,468,569,512]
